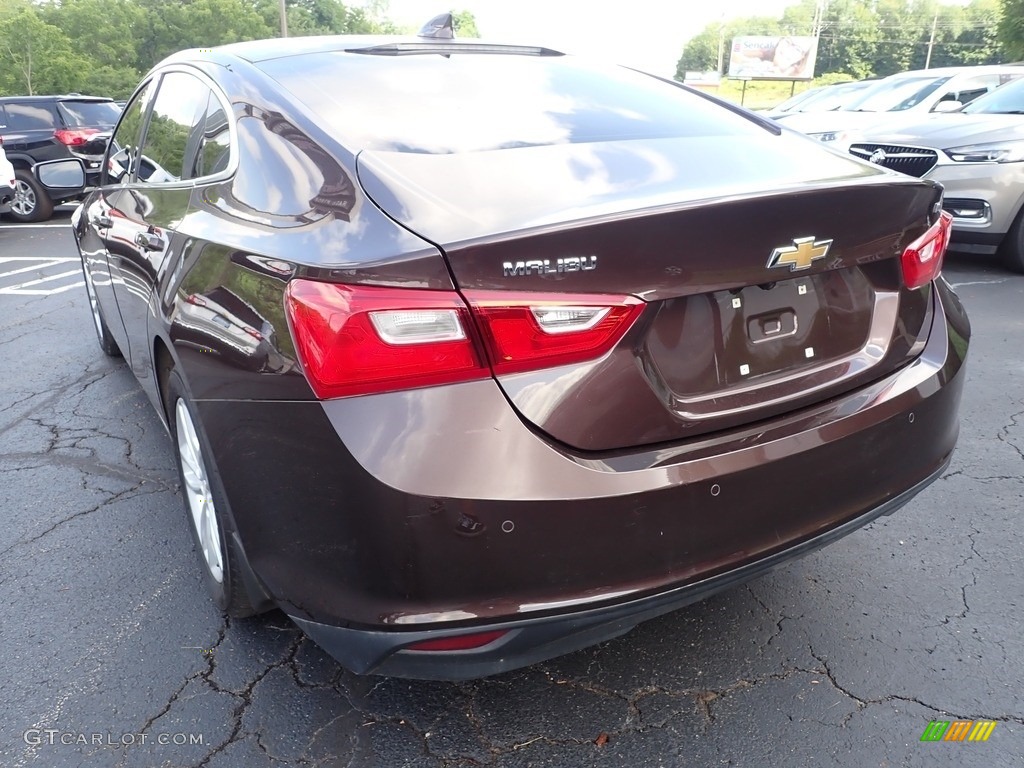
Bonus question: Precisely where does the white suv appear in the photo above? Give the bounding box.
[0,140,14,209]
[776,65,1024,149]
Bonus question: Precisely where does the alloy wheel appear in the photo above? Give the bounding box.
[11,179,37,218]
[175,398,224,583]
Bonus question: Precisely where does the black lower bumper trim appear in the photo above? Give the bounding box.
[291,456,950,680]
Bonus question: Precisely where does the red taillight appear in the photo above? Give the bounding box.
[901,211,952,290]
[405,630,508,652]
[285,280,646,399]
[54,128,99,146]
[285,280,487,398]
[464,291,645,375]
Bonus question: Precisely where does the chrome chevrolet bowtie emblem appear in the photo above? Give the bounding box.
[767,236,833,271]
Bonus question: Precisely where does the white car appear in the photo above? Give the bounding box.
[776,65,1024,149]
[848,77,1024,272]
[0,140,14,209]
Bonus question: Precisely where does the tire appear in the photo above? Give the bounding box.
[165,367,256,617]
[9,169,54,223]
[999,207,1024,274]
[81,261,122,357]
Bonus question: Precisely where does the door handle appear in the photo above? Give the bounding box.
[94,214,113,228]
[134,231,166,251]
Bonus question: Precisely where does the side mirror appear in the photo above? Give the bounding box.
[34,158,86,192]
[933,100,963,113]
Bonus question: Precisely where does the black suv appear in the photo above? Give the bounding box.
[0,95,120,222]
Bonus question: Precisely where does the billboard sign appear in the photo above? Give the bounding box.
[728,36,818,80]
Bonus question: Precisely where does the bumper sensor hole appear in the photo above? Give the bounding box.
[501,520,515,533]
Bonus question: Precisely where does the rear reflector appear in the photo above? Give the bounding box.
[405,630,508,652]
[285,281,647,398]
[464,291,645,375]
[901,211,952,290]
[285,281,487,398]
[54,128,99,146]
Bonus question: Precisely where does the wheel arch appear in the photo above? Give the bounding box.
[154,333,276,614]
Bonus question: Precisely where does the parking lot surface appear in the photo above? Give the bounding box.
[1,214,1022,767]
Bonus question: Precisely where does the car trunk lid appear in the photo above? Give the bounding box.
[357,133,942,451]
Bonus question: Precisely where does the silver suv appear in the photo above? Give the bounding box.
[849,77,1024,272]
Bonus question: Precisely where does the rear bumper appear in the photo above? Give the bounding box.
[292,459,947,679]
[197,282,968,678]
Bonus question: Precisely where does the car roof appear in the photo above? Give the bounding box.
[883,64,1024,79]
[0,94,113,102]
[165,35,564,66]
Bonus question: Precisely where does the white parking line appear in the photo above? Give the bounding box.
[947,279,1008,288]
[0,258,79,279]
[0,257,84,296]
[0,269,84,295]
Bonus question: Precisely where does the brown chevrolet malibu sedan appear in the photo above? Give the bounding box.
[44,21,968,679]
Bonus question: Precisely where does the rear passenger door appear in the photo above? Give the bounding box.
[101,69,217,403]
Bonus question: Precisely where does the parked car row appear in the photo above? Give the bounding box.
[774,65,1024,273]
[762,78,876,118]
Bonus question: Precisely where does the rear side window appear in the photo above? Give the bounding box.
[138,71,212,184]
[57,100,121,128]
[260,52,772,155]
[188,92,231,179]
[4,102,59,131]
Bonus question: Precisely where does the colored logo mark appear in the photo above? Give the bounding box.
[920,720,997,742]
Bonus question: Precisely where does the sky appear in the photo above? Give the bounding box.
[363,0,972,78]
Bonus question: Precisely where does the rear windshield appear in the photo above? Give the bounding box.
[259,51,772,154]
[58,100,121,128]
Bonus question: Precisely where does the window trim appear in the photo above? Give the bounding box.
[127,64,238,190]
[103,78,156,187]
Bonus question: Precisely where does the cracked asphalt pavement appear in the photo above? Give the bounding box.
[1,216,1022,767]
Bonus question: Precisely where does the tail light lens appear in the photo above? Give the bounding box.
[464,291,646,375]
[54,128,99,146]
[285,280,646,399]
[901,211,952,290]
[285,281,487,399]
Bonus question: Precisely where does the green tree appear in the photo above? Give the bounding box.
[998,0,1024,59]
[135,0,274,71]
[452,9,479,38]
[0,9,86,94]
[40,0,146,71]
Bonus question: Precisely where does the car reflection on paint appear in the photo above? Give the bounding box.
[172,288,289,373]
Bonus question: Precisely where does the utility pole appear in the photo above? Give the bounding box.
[812,0,829,39]
[925,13,938,69]
[279,0,288,38]
[717,26,725,75]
